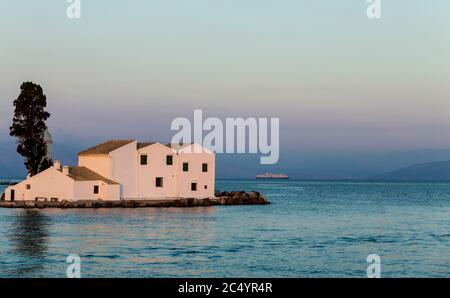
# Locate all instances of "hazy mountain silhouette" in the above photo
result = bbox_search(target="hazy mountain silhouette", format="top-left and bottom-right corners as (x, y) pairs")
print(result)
(0, 141), (25, 178)
(215, 148), (450, 179)
(0, 138), (85, 178)
(2, 136), (450, 180)
(371, 160), (450, 181)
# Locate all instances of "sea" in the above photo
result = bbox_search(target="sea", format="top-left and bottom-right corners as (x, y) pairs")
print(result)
(0, 179), (449, 278)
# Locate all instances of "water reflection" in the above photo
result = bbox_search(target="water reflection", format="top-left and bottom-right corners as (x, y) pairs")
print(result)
(60, 207), (218, 277)
(2, 178), (449, 278)
(9, 210), (50, 276)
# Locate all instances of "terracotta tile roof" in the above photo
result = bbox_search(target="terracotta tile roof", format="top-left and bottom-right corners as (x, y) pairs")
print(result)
(137, 142), (157, 149)
(68, 167), (119, 185)
(166, 143), (214, 154)
(166, 143), (193, 149)
(78, 140), (135, 155)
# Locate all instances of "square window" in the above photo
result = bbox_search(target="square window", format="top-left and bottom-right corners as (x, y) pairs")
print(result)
(26, 184), (31, 190)
(156, 177), (163, 188)
(140, 155), (148, 165)
(166, 155), (173, 165)
(93, 185), (99, 194)
(204, 185), (208, 189)
(191, 183), (197, 191)
(183, 162), (189, 172)
(202, 163), (208, 172)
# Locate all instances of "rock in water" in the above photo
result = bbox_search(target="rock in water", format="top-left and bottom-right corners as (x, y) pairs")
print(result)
(24, 201), (35, 208)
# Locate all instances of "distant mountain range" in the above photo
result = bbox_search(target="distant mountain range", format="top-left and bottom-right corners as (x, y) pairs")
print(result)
(371, 160), (450, 181)
(0, 139), (83, 179)
(0, 141), (25, 178)
(2, 137), (450, 180)
(215, 148), (450, 180)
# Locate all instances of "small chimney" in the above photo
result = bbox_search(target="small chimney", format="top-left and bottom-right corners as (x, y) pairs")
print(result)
(62, 166), (69, 175)
(53, 160), (61, 170)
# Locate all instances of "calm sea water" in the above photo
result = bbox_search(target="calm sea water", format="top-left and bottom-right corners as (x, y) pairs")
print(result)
(0, 180), (449, 278)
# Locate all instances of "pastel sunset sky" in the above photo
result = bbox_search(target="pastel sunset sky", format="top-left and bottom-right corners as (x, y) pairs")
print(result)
(1, 0), (449, 152)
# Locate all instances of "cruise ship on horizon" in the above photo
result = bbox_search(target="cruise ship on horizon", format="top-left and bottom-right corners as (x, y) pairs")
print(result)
(256, 173), (290, 179)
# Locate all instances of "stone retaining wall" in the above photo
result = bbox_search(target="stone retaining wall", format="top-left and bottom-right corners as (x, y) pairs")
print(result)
(0, 191), (269, 209)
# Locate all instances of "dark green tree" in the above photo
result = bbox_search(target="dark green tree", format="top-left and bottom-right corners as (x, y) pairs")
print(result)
(10, 82), (52, 176)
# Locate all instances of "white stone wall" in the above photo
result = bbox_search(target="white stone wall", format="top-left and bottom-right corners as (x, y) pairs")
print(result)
(4, 167), (75, 201)
(109, 141), (139, 199)
(176, 144), (215, 198)
(137, 143), (178, 199)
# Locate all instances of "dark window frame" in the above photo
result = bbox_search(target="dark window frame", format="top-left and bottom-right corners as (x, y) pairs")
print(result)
(26, 184), (31, 190)
(140, 154), (148, 165)
(156, 177), (163, 188)
(191, 183), (197, 191)
(166, 155), (173, 165)
(202, 163), (208, 172)
(183, 162), (189, 172)
(93, 185), (99, 194)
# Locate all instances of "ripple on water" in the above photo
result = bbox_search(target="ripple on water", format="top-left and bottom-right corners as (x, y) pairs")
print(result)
(0, 180), (450, 277)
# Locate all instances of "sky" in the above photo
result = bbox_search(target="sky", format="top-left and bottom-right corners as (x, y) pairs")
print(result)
(0, 0), (449, 153)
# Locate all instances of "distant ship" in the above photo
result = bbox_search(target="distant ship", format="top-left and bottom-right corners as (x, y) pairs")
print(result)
(256, 173), (290, 179)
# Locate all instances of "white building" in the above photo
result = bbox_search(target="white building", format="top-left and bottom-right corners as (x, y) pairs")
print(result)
(43, 129), (53, 161)
(3, 140), (215, 201)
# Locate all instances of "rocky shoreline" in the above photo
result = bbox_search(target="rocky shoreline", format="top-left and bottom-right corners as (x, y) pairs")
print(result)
(0, 191), (269, 209)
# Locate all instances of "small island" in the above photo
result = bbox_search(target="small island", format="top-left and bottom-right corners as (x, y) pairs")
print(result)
(1, 82), (269, 209)
(1, 140), (270, 208)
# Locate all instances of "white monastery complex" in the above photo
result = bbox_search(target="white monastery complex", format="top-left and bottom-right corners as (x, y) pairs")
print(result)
(3, 140), (215, 202)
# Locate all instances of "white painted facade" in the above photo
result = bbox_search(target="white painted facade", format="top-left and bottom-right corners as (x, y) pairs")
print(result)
(3, 140), (215, 202)
(79, 141), (215, 200)
(3, 166), (120, 202)
(176, 144), (215, 198)
(137, 143), (178, 198)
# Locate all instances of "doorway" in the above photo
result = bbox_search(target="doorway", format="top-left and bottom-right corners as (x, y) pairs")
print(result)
(10, 189), (15, 202)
